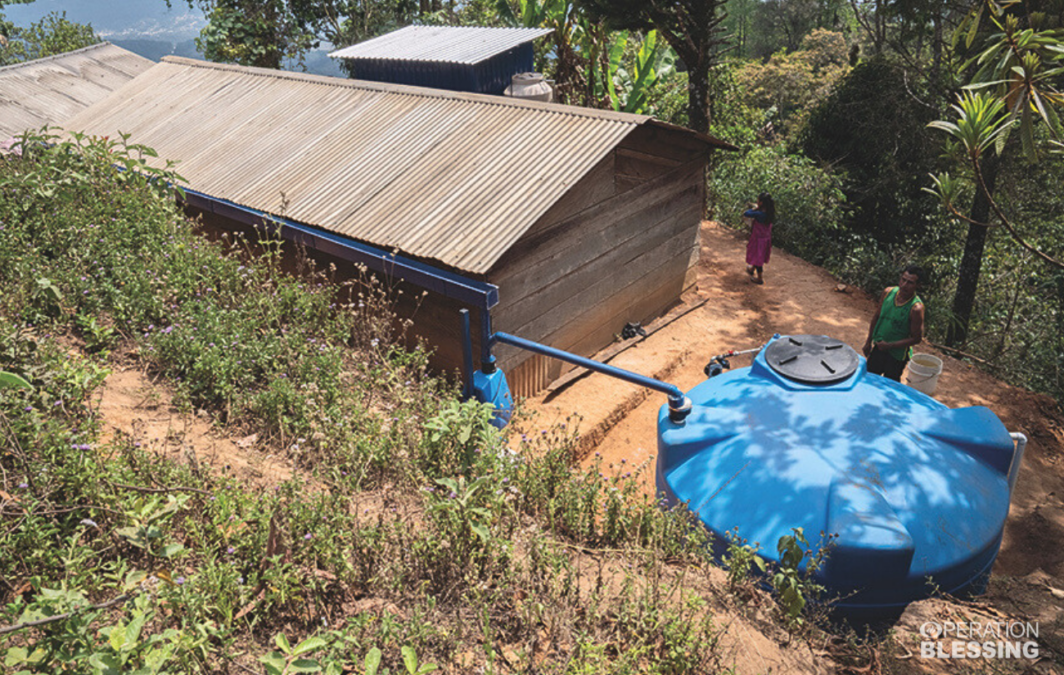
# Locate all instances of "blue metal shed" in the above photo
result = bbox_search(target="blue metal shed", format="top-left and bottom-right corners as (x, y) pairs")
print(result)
(329, 26), (553, 94)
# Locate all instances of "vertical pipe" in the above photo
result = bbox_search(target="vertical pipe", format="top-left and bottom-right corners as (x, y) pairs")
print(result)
(480, 307), (496, 373)
(1008, 432), (1028, 494)
(460, 309), (474, 399)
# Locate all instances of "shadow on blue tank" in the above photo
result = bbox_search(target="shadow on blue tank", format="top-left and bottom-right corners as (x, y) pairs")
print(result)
(656, 334), (1024, 620)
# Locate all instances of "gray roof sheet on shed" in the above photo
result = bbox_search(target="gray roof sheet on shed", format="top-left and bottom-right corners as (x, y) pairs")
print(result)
(63, 56), (730, 275)
(0, 42), (153, 139)
(329, 26), (553, 65)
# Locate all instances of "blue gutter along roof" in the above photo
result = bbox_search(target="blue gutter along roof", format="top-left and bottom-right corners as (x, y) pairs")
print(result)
(184, 189), (499, 310)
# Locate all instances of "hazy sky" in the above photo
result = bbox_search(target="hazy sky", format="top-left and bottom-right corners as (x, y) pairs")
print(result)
(2, 0), (342, 75)
(3, 0), (206, 41)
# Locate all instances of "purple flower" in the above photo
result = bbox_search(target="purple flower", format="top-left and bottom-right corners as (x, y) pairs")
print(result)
(175, 576), (185, 585)
(80, 518), (98, 527)
(227, 546), (235, 554)
(17, 482), (28, 489)
(304, 533), (312, 540)
(23, 406), (32, 412)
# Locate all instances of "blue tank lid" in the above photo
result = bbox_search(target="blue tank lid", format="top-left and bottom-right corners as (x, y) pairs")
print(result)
(656, 335), (1018, 616)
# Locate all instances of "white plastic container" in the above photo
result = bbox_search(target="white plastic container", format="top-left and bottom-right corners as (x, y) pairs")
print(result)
(907, 353), (943, 396)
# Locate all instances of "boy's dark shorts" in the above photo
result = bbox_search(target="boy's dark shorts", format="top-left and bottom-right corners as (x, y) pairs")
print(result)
(867, 349), (908, 382)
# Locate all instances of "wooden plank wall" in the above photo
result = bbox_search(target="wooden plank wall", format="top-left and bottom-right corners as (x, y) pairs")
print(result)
(489, 126), (707, 397)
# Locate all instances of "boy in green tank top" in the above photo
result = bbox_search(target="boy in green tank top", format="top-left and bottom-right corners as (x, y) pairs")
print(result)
(862, 265), (925, 381)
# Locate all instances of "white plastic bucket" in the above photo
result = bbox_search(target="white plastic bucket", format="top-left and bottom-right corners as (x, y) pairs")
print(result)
(907, 353), (943, 396)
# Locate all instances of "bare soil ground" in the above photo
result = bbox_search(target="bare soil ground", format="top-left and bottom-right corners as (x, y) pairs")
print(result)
(95, 368), (296, 487)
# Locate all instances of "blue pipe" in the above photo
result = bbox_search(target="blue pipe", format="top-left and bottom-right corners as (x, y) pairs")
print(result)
(460, 309), (474, 399)
(492, 331), (692, 422)
(480, 307), (496, 373)
(182, 189), (500, 310)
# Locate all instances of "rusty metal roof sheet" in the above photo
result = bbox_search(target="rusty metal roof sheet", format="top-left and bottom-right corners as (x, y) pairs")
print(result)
(63, 57), (730, 275)
(329, 26), (553, 65)
(0, 42), (153, 139)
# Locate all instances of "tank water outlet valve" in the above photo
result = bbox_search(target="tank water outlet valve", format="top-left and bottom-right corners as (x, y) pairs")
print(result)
(621, 322), (648, 340)
(704, 355), (731, 378)
(668, 396), (693, 423)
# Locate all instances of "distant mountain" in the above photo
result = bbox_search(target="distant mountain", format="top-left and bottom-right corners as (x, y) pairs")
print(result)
(3, 0), (343, 77)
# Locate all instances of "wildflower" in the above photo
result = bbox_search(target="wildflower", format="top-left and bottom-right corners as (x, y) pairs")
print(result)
(18, 482), (28, 489)
(304, 533), (312, 540)
(80, 518), (98, 527)
(175, 576), (185, 585)
(23, 406), (32, 412)
(227, 546), (235, 554)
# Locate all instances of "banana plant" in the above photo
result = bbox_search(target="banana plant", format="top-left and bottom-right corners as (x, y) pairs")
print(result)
(607, 30), (676, 114)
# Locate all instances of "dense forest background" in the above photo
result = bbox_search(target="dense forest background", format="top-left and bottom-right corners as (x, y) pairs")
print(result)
(2, 0), (1063, 404)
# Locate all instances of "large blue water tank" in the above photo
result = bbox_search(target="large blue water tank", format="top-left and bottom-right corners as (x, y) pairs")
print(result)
(656, 335), (1020, 617)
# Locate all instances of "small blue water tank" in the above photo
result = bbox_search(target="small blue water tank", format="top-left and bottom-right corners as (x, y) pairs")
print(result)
(656, 335), (1019, 617)
(473, 368), (513, 429)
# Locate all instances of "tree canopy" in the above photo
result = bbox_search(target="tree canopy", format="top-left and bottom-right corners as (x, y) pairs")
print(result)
(0, 11), (98, 66)
(574, 0), (730, 132)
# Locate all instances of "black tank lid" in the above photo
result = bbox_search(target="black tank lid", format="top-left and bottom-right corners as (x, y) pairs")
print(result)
(764, 334), (859, 384)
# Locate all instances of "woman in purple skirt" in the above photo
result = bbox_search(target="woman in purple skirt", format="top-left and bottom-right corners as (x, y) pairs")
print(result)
(743, 192), (775, 285)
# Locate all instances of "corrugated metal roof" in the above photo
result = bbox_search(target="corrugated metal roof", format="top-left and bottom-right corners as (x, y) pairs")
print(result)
(63, 57), (729, 275)
(329, 26), (553, 65)
(0, 42), (153, 138)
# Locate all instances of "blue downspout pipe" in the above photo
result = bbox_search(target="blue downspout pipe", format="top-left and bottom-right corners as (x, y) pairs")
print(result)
(460, 309), (474, 399)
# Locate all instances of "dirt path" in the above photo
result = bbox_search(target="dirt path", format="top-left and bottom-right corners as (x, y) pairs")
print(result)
(526, 222), (1064, 641)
